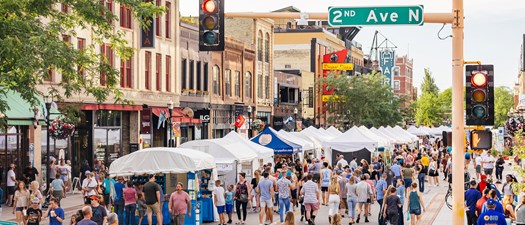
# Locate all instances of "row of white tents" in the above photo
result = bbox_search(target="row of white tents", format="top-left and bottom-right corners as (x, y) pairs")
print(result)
(406, 125), (452, 136)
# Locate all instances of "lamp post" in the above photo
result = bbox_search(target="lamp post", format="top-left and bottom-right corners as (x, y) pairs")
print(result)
(167, 100), (173, 147)
(44, 95), (52, 192)
(247, 106), (252, 138)
(293, 107), (298, 132)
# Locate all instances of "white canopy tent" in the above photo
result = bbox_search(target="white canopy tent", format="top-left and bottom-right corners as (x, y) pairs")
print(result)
(357, 126), (391, 147)
(372, 127), (405, 144)
(301, 126), (333, 142)
(392, 126), (419, 142)
(368, 127), (399, 145)
(326, 126), (343, 137)
(420, 127), (434, 136)
(222, 131), (274, 170)
(323, 128), (378, 152)
(377, 127), (412, 144)
(318, 127), (337, 139)
(108, 147), (216, 177)
(407, 126), (430, 136)
(276, 129), (315, 151)
(289, 132), (323, 158)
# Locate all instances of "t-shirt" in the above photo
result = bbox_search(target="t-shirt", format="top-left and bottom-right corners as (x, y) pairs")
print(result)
(102, 179), (115, 195)
(476, 197), (488, 215)
(301, 180), (319, 204)
(81, 178), (98, 196)
(123, 188), (137, 205)
(276, 178), (292, 199)
(90, 205), (107, 225)
(376, 179), (388, 200)
(49, 207), (64, 225)
(397, 185), (405, 203)
(77, 219), (98, 225)
(350, 161), (358, 170)
(23, 167), (39, 183)
(58, 165), (70, 176)
(143, 182), (160, 205)
(321, 168), (331, 187)
(15, 190), (29, 207)
(169, 191), (190, 216)
(482, 155), (495, 169)
(385, 195), (402, 214)
(465, 188), (482, 214)
(26, 207), (42, 225)
(391, 164), (401, 177)
(338, 176), (348, 197)
(225, 191), (234, 205)
(114, 182), (125, 201)
(7, 169), (16, 186)
(476, 210), (507, 225)
(213, 186), (226, 206)
(402, 168), (414, 179)
(258, 178), (273, 201)
(51, 179), (64, 192)
(356, 181), (372, 203)
(337, 159), (349, 168)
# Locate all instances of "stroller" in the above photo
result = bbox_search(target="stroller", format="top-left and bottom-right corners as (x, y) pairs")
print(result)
(41, 194), (51, 209)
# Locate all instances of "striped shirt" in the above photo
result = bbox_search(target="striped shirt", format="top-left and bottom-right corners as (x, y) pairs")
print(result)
(301, 180), (319, 204)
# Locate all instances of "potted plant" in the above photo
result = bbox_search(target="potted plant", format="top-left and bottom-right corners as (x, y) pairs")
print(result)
(48, 119), (75, 139)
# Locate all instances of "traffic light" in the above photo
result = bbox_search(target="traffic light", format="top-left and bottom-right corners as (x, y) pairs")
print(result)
(199, 0), (224, 51)
(465, 65), (494, 126)
(470, 130), (492, 150)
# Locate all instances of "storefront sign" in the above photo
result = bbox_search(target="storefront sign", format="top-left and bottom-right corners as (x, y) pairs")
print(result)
(140, 0), (155, 48)
(141, 108), (152, 134)
(194, 110), (210, 123)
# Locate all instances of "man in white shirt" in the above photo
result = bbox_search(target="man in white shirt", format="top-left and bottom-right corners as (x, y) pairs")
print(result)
(81, 171), (98, 205)
(336, 155), (348, 168)
(6, 163), (16, 206)
(482, 152), (495, 177)
(213, 180), (226, 225)
(349, 157), (358, 172)
(475, 153), (482, 180)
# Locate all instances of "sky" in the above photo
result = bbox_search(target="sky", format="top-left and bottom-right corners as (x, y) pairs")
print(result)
(179, 0), (525, 92)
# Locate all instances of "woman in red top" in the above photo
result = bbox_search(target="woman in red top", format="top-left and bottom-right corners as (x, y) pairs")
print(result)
(123, 180), (137, 225)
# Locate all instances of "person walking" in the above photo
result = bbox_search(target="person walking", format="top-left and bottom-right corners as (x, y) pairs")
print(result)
(113, 177), (125, 225)
(465, 180), (482, 225)
(122, 181), (137, 225)
(143, 175), (162, 225)
(396, 179), (406, 225)
(300, 174), (320, 225)
(81, 171), (97, 205)
(391, 161), (402, 185)
(89, 195), (107, 225)
(29, 181), (44, 209)
(26, 198), (42, 225)
(383, 186), (402, 225)
(402, 164), (415, 196)
(408, 183), (426, 225)
(327, 176), (340, 223)
(477, 199), (507, 225)
(76, 206), (97, 225)
(49, 174), (66, 207)
(23, 162), (39, 187)
(44, 198), (64, 225)
(251, 170), (261, 213)
(495, 155), (505, 184)
(336, 170), (348, 216)
(101, 174), (115, 210)
(276, 170), (294, 224)
(355, 175), (372, 223)
(320, 162), (331, 205)
(168, 182), (191, 225)
(346, 176), (358, 225)
(7, 163), (17, 207)
(13, 181), (30, 225)
(482, 152), (495, 178)
(415, 161), (426, 193)
(234, 172), (251, 224)
(428, 157), (439, 187)
(257, 171), (275, 225)
(213, 180), (226, 225)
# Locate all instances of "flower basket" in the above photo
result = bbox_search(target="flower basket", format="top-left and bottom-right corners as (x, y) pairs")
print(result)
(48, 119), (75, 139)
(251, 119), (265, 132)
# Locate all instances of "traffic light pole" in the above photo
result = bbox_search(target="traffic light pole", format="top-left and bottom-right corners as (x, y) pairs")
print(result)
(226, 0), (465, 223)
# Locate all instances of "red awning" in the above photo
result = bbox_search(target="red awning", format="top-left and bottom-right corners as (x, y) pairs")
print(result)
(80, 103), (143, 111)
(150, 107), (201, 124)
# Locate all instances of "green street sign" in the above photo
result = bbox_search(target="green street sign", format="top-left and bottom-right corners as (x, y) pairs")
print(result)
(328, 6), (424, 27)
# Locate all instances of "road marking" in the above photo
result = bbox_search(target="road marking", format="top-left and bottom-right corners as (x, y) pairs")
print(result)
(420, 192), (447, 225)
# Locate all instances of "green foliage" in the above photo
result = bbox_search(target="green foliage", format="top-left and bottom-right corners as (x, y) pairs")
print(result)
(510, 131), (525, 194)
(0, 0), (164, 115)
(421, 68), (439, 95)
(438, 87), (452, 123)
(494, 86), (514, 128)
(414, 92), (443, 126)
(318, 72), (403, 127)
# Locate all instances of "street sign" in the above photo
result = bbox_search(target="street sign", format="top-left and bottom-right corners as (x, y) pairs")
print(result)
(322, 63), (354, 71)
(328, 6), (424, 27)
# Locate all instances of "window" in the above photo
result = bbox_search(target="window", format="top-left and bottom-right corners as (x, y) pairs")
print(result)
(100, 0), (113, 22)
(285, 64), (291, 69)
(196, 61), (202, 91)
(245, 72), (252, 98)
(156, 53), (161, 91)
(264, 75), (270, 99)
(165, 2), (171, 38)
(181, 59), (187, 89)
(45, 69), (53, 81)
(77, 38), (86, 76)
(225, 69), (231, 96)
(62, 35), (71, 45)
(257, 74), (263, 98)
(120, 4), (132, 28)
(203, 63), (209, 92)
(394, 80), (400, 90)
(234, 71), (240, 97)
(189, 60), (195, 90)
(155, 0), (161, 36)
(145, 51), (151, 90)
(100, 44), (114, 86)
(264, 33), (270, 63)
(165, 55), (171, 92)
(61, 4), (69, 13)
(212, 65), (219, 95)
(257, 31), (263, 61)
(394, 67), (400, 76)
(120, 58), (132, 88)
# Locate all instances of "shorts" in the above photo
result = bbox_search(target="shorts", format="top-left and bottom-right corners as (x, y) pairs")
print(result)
(312, 174), (320, 184)
(340, 198), (347, 209)
(476, 165), (481, 174)
(146, 202), (161, 214)
(103, 194), (111, 205)
(226, 204), (233, 214)
(291, 190), (297, 199)
(7, 186), (15, 195)
(484, 168), (493, 175)
(410, 208), (421, 215)
(260, 198), (273, 208)
(15, 207), (24, 212)
(138, 210), (145, 217)
(321, 187), (328, 192)
(304, 202), (320, 211)
(217, 205), (226, 214)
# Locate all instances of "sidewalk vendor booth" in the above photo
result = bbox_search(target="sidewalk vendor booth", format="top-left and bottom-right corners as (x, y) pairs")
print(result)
(222, 131), (274, 171)
(109, 147), (216, 225)
(323, 127), (378, 164)
(251, 127), (301, 163)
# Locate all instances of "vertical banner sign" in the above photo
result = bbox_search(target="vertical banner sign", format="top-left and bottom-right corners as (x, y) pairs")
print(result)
(379, 50), (395, 87)
(274, 77), (278, 104)
(141, 108), (152, 134)
(140, 0), (155, 48)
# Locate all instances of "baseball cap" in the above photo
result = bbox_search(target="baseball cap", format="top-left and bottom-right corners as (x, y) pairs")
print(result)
(31, 198), (40, 204)
(85, 170), (91, 175)
(487, 199), (497, 206)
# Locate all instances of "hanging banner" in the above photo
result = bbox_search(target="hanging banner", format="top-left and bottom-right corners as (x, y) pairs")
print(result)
(379, 49), (395, 87)
(234, 114), (245, 128)
(173, 122), (181, 138)
(140, 0), (155, 48)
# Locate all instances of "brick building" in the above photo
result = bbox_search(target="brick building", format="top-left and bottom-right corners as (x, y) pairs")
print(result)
(393, 55), (417, 107)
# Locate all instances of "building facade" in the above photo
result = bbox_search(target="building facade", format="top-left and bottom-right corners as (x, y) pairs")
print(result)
(393, 55), (416, 107)
(273, 70), (302, 131)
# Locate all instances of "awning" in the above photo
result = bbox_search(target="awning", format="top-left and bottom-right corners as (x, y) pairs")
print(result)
(150, 107), (201, 124)
(80, 103), (142, 111)
(1, 91), (61, 126)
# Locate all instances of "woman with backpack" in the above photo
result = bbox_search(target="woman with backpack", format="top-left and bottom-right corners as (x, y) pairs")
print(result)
(234, 172), (251, 224)
(408, 182), (426, 225)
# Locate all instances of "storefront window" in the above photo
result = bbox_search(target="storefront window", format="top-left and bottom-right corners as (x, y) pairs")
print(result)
(0, 126), (24, 185)
(95, 110), (121, 127)
(94, 128), (121, 165)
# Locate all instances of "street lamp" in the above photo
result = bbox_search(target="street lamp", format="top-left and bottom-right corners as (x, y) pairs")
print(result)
(167, 100), (173, 147)
(293, 107), (298, 131)
(247, 106), (252, 138)
(44, 94), (52, 192)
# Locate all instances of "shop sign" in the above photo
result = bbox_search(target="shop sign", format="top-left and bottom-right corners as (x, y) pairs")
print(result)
(194, 110), (210, 123)
(141, 108), (151, 134)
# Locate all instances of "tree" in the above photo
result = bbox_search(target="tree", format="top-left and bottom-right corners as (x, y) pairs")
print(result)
(510, 131), (525, 194)
(0, 0), (164, 119)
(421, 68), (439, 95)
(438, 88), (452, 124)
(414, 92), (444, 126)
(319, 72), (403, 127)
(494, 86), (514, 128)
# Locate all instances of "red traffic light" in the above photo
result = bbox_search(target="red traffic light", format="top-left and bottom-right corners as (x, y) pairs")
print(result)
(471, 72), (487, 87)
(202, 0), (217, 14)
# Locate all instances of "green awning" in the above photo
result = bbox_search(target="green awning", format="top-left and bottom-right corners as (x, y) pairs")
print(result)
(1, 91), (61, 126)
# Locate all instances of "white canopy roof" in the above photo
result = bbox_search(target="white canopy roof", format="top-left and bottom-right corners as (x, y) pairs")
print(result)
(109, 147), (216, 176)
(323, 127), (378, 152)
(407, 126), (430, 136)
(223, 131), (274, 159)
(375, 127), (410, 144)
(180, 137), (258, 164)
(420, 127), (434, 135)
(393, 126), (419, 142)
(277, 130), (315, 150)
(326, 126), (343, 137)
(368, 127), (398, 145)
(357, 126), (391, 147)
(289, 132), (323, 150)
(318, 127), (337, 138)
(301, 126), (333, 142)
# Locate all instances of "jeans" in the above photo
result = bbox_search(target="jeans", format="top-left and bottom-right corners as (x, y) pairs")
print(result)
(278, 198), (291, 222)
(377, 198), (384, 224)
(235, 200), (247, 221)
(398, 206), (404, 225)
(418, 173), (426, 193)
(0, 188), (3, 208)
(495, 167), (503, 181)
(125, 204), (137, 225)
(347, 196), (357, 219)
(114, 199), (125, 225)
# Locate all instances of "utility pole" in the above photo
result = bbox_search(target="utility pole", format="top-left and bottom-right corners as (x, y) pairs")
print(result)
(226, 1), (465, 223)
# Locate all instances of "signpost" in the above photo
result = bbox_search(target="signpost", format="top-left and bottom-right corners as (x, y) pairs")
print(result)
(328, 6), (424, 27)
